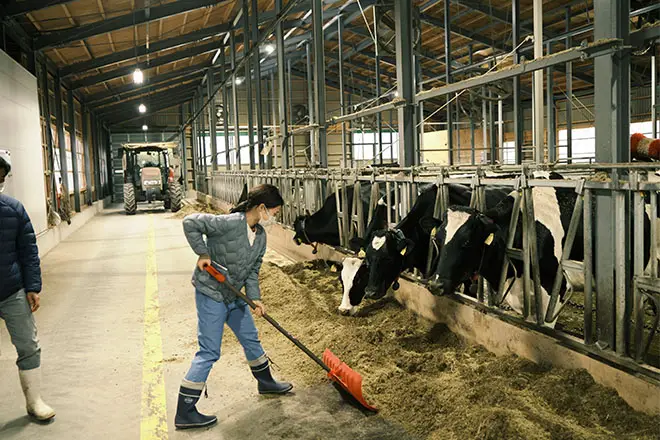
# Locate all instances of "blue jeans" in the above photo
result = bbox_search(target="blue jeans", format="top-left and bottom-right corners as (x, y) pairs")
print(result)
(0, 290), (41, 371)
(185, 289), (266, 383)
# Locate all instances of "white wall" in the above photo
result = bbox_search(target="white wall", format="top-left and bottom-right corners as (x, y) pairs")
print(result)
(0, 50), (47, 234)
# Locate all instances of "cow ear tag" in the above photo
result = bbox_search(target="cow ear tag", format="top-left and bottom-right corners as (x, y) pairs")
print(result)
(358, 249), (366, 258)
(431, 227), (437, 237)
(400, 247), (407, 256)
(330, 265), (337, 273)
(484, 233), (494, 246)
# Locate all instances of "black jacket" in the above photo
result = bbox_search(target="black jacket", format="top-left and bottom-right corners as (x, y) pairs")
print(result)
(0, 194), (41, 301)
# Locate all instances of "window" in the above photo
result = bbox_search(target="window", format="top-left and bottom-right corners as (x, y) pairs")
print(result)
(351, 131), (399, 162)
(557, 127), (595, 163)
(203, 133), (257, 167)
(502, 141), (516, 164)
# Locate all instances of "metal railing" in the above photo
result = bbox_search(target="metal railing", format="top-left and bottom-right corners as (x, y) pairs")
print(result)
(205, 164), (660, 375)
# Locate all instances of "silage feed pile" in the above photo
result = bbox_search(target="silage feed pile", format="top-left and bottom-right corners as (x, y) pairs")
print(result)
(256, 261), (660, 440)
(171, 201), (225, 219)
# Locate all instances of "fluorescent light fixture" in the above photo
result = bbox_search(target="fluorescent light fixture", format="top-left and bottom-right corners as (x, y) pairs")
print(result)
(142, 124), (148, 131)
(138, 104), (147, 113)
(212, 49), (221, 64)
(264, 44), (276, 55)
(133, 68), (144, 84)
(235, 77), (244, 85)
(393, 90), (399, 98)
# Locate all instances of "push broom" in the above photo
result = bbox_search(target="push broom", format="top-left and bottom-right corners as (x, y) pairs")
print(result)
(204, 261), (377, 412)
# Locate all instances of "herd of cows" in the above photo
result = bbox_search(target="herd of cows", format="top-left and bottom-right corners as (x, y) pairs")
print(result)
(286, 172), (659, 328)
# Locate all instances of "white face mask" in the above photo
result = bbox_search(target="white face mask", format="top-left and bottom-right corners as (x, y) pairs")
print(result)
(259, 207), (277, 227)
(0, 182), (5, 194)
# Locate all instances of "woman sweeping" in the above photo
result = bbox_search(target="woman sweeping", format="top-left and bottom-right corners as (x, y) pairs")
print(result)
(176, 184), (292, 430)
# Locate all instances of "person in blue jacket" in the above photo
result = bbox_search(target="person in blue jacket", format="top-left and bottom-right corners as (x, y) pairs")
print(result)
(0, 152), (55, 421)
(176, 184), (292, 429)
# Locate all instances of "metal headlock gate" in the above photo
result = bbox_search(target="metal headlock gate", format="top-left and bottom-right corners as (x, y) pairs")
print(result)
(206, 164), (660, 375)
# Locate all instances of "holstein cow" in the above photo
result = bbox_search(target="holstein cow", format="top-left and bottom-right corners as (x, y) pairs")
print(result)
(359, 183), (505, 300)
(427, 179), (656, 328)
(292, 183), (387, 250)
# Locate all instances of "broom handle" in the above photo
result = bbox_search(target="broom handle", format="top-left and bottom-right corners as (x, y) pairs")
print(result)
(205, 265), (331, 373)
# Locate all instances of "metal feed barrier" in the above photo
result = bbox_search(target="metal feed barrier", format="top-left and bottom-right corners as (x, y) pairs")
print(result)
(205, 165), (660, 376)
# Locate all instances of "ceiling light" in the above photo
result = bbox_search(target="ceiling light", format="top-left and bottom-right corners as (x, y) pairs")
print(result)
(142, 125), (148, 131)
(138, 103), (147, 113)
(133, 68), (144, 84)
(234, 77), (244, 86)
(264, 44), (276, 55)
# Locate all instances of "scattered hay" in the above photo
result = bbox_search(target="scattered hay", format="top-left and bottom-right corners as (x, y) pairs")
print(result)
(170, 200), (225, 219)
(256, 261), (660, 440)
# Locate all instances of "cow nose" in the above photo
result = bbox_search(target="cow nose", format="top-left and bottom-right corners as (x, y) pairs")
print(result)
(364, 288), (377, 299)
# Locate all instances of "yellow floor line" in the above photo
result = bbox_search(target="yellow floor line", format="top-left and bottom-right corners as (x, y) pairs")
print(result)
(141, 216), (169, 440)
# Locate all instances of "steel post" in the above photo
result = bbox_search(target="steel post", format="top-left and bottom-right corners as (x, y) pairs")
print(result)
(251, 0), (265, 169)
(287, 59), (294, 166)
(395, 0), (416, 166)
(482, 86), (487, 163)
(312, 0), (327, 167)
(653, 47), (657, 138)
(243, 0), (255, 169)
(513, 0), (523, 164)
(230, 31), (242, 169)
(207, 69), (218, 171)
(374, 6), (383, 165)
(179, 104), (188, 185)
(338, 16), (348, 168)
(594, 0), (630, 354)
(566, 7), (573, 163)
(81, 105), (92, 205)
(445, 0), (453, 165)
(306, 42), (316, 164)
(468, 45), (476, 165)
(270, 72), (278, 168)
(67, 90), (81, 212)
(190, 97), (199, 187)
(276, 0), (290, 169)
(546, 42), (556, 162)
(533, 0), (544, 163)
(219, 48), (231, 170)
(489, 87), (496, 164)
(54, 76), (69, 206)
(199, 86), (208, 191)
(40, 65), (58, 206)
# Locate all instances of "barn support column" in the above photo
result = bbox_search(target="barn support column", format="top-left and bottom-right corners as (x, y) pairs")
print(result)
(190, 95), (199, 189)
(594, 0), (631, 355)
(41, 64), (57, 206)
(532, 0), (544, 163)
(81, 105), (92, 205)
(469, 45), (476, 165)
(243, 0), (255, 170)
(287, 59), (294, 165)
(179, 104), (187, 186)
(276, 0), (290, 169)
(652, 46), (657, 138)
(312, 0), (327, 167)
(546, 42), (556, 162)
(269, 72), (278, 168)
(338, 16), (348, 168)
(207, 69), (218, 172)
(251, 0), (265, 169)
(230, 31), (242, 169)
(306, 42), (316, 164)
(198, 86), (208, 192)
(219, 46), (231, 170)
(67, 90), (81, 212)
(566, 7), (573, 163)
(512, 0), (523, 164)
(54, 75), (69, 207)
(444, 0), (453, 165)
(395, 0), (416, 167)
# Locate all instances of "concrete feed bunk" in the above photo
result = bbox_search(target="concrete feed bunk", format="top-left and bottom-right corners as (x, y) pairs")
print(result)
(255, 261), (659, 440)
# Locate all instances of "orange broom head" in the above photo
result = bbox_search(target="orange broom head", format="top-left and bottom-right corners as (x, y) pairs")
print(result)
(322, 349), (378, 412)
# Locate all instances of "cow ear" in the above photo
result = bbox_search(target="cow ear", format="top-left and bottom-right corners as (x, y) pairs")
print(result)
(479, 214), (498, 233)
(419, 216), (442, 236)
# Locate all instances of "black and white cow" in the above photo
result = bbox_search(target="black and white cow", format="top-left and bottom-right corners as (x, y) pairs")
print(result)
(427, 181), (656, 328)
(292, 183), (387, 250)
(360, 183), (513, 300)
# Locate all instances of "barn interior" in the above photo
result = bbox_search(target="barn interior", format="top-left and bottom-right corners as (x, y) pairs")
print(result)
(0, 0), (659, 439)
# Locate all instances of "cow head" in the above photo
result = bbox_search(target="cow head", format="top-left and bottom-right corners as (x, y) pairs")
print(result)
(363, 229), (414, 300)
(427, 206), (500, 296)
(292, 210), (313, 246)
(337, 257), (370, 315)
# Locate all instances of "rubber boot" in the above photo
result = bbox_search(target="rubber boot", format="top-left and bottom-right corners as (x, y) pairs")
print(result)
(174, 379), (217, 429)
(19, 368), (55, 421)
(250, 359), (293, 395)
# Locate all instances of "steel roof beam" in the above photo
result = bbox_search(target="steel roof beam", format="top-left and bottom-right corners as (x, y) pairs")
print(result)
(34, 0), (231, 50)
(109, 97), (195, 126)
(2, 0), (77, 17)
(99, 85), (198, 120)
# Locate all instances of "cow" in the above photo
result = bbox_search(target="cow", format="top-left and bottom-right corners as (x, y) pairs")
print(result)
(426, 180), (657, 328)
(359, 183), (513, 301)
(292, 183), (387, 251)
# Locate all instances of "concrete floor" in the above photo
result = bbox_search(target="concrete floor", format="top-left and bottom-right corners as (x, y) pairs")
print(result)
(0, 207), (411, 440)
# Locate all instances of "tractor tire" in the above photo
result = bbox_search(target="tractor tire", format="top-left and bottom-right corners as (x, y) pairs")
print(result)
(124, 183), (137, 215)
(169, 182), (183, 213)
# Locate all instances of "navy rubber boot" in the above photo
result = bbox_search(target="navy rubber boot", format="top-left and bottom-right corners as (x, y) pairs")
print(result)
(250, 359), (293, 395)
(174, 380), (217, 429)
